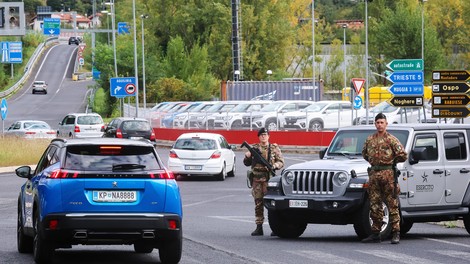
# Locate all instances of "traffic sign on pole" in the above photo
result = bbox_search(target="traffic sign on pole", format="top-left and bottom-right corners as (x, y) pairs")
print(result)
(388, 83), (424, 96)
(386, 71), (423, 84)
(388, 96), (423, 107)
(432, 94), (470, 106)
(432, 82), (470, 94)
(1, 98), (8, 120)
(432, 70), (470, 82)
(386, 59), (423, 71)
(351, 78), (365, 94)
(432, 107), (470, 118)
(43, 18), (60, 36)
(110, 77), (136, 97)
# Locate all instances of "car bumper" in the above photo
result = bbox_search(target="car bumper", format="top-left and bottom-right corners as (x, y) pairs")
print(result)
(41, 212), (182, 246)
(74, 132), (104, 138)
(168, 159), (223, 176)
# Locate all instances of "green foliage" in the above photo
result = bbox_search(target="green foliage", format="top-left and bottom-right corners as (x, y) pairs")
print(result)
(92, 87), (110, 117)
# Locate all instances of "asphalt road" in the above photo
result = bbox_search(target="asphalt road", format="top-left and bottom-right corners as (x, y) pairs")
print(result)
(1, 150), (470, 263)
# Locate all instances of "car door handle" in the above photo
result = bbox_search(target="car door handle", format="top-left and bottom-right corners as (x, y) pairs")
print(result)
(433, 169), (444, 174)
(460, 168), (470, 173)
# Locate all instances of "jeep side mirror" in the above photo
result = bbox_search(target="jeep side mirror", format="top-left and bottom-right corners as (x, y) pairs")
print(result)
(409, 147), (426, 165)
(319, 147), (327, 159)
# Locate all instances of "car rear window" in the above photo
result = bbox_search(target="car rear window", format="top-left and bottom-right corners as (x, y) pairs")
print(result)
(174, 138), (216, 150)
(77, 115), (103, 125)
(122, 120), (150, 131)
(64, 145), (162, 171)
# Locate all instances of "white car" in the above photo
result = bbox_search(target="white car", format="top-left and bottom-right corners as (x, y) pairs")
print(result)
(212, 100), (272, 130)
(357, 101), (427, 125)
(57, 113), (104, 138)
(167, 133), (236, 181)
(284, 100), (365, 131)
(31, 81), (48, 94)
(5, 120), (56, 139)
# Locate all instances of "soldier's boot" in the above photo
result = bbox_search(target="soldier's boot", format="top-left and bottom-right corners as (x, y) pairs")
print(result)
(391, 232), (400, 244)
(361, 233), (381, 243)
(251, 224), (263, 236)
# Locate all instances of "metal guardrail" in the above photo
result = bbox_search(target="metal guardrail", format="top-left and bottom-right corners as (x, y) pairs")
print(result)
(0, 37), (59, 98)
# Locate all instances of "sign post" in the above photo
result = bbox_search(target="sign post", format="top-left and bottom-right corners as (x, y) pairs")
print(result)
(431, 70), (470, 118)
(386, 59), (424, 108)
(110, 77), (136, 98)
(1, 98), (7, 137)
(43, 18), (60, 36)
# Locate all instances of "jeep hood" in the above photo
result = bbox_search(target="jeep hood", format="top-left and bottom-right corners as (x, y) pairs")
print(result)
(285, 158), (369, 175)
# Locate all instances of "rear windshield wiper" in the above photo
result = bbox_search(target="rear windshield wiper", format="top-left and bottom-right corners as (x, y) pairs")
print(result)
(112, 164), (146, 171)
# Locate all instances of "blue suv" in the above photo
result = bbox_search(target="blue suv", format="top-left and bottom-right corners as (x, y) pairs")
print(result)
(16, 138), (183, 264)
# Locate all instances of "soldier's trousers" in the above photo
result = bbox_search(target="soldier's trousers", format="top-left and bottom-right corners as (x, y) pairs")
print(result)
(368, 170), (400, 233)
(252, 176), (268, 225)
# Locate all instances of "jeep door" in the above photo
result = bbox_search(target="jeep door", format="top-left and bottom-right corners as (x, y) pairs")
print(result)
(406, 132), (446, 205)
(442, 130), (470, 204)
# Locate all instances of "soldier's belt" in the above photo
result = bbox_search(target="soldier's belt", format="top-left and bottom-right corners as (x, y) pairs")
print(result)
(370, 165), (393, 171)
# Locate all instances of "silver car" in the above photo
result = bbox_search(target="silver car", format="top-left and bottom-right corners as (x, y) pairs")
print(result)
(57, 113), (104, 138)
(31, 81), (48, 94)
(5, 120), (56, 139)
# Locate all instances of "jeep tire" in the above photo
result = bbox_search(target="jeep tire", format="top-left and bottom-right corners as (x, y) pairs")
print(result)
(353, 200), (392, 239)
(268, 209), (307, 238)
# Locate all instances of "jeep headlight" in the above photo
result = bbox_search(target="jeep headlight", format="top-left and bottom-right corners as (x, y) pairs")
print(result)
(333, 172), (348, 186)
(284, 171), (294, 185)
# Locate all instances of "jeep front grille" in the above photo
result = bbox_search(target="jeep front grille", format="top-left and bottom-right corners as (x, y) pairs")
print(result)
(289, 170), (334, 195)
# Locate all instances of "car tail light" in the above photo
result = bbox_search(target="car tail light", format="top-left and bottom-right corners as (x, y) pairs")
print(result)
(48, 169), (79, 179)
(168, 219), (178, 230)
(150, 130), (156, 141)
(210, 151), (221, 159)
(99, 146), (122, 154)
(47, 131), (56, 135)
(25, 131), (36, 135)
(74, 126), (80, 133)
(149, 170), (175, 179)
(48, 220), (59, 230)
(116, 129), (123, 138)
(169, 150), (178, 158)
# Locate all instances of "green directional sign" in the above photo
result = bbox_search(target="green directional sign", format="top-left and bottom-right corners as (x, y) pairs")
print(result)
(386, 59), (424, 71)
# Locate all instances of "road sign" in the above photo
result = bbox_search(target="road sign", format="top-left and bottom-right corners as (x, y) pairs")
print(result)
(1, 41), (22, 64)
(386, 59), (424, 71)
(389, 96), (423, 107)
(432, 82), (470, 94)
(432, 107), (470, 118)
(432, 94), (470, 106)
(353, 96), (363, 109)
(43, 18), (60, 35)
(388, 83), (424, 96)
(78, 57), (84, 65)
(79, 44), (86, 52)
(1, 98), (8, 120)
(125, 83), (136, 94)
(110, 77), (136, 97)
(432, 70), (470, 82)
(351, 78), (365, 94)
(118, 22), (130, 35)
(386, 71), (423, 84)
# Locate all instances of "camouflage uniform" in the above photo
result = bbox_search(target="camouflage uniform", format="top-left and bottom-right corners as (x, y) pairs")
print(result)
(362, 131), (407, 234)
(243, 143), (284, 225)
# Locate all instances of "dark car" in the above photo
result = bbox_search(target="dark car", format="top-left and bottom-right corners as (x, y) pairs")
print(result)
(16, 138), (183, 264)
(102, 117), (156, 141)
(68, 36), (80, 45)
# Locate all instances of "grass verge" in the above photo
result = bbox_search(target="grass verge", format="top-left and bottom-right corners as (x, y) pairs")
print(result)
(0, 137), (50, 167)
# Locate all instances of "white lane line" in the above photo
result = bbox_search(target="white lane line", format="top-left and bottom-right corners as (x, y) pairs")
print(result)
(183, 195), (235, 208)
(433, 250), (470, 261)
(356, 249), (441, 264)
(423, 237), (470, 249)
(288, 250), (365, 264)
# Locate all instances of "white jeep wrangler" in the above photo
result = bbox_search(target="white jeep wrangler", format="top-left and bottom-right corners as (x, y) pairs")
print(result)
(264, 124), (470, 239)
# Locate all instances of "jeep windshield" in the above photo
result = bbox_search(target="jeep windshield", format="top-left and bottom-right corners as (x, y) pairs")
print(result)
(327, 129), (409, 157)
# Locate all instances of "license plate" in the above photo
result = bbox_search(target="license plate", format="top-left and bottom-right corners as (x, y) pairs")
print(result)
(92, 191), (137, 202)
(130, 137), (143, 139)
(289, 200), (308, 208)
(185, 165), (202, 170)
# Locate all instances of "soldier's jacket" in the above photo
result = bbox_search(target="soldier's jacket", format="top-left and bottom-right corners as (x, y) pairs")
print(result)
(362, 131), (407, 166)
(243, 143), (284, 177)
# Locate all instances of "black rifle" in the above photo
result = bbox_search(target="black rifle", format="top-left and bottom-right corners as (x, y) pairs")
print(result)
(241, 141), (276, 177)
(392, 163), (400, 199)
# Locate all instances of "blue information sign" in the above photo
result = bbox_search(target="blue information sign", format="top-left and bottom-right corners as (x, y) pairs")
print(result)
(1, 42), (23, 64)
(43, 18), (61, 35)
(110, 77), (136, 98)
(386, 71), (423, 84)
(388, 83), (424, 96)
(118, 22), (130, 35)
(1, 98), (8, 120)
(353, 96), (363, 109)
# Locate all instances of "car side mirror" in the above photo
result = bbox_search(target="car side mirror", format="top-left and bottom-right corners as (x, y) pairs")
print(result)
(319, 147), (327, 159)
(15, 166), (32, 179)
(409, 147), (426, 165)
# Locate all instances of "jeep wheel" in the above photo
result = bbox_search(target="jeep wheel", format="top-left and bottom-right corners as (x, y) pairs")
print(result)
(400, 220), (413, 235)
(134, 243), (154, 253)
(159, 237), (182, 264)
(268, 210), (307, 238)
(309, 120), (323, 131)
(353, 200), (392, 239)
(33, 210), (54, 264)
(216, 164), (226, 181)
(463, 213), (470, 235)
(17, 203), (33, 253)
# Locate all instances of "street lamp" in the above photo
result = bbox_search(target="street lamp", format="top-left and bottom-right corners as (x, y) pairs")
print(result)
(311, 0), (316, 102)
(101, 10), (110, 45)
(141, 14), (149, 112)
(342, 23), (350, 126)
(132, 0), (140, 117)
(365, 0), (370, 123)
(266, 70), (272, 80)
(421, 0), (427, 61)
(105, 1), (119, 114)
(234, 70), (240, 81)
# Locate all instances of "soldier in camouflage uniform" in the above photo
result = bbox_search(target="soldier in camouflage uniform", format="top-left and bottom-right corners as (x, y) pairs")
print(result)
(243, 127), (284, 236)
(362, 113), (407, 244)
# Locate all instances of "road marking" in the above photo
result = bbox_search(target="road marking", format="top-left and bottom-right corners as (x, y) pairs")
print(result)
(357, 250), (441, 264)
(183, 195), (235, 208)
(434, 250), (470, 261)
(423, 237), (470, 249)
(208, 215), (254, 224)
(288, 250), (364, 264)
